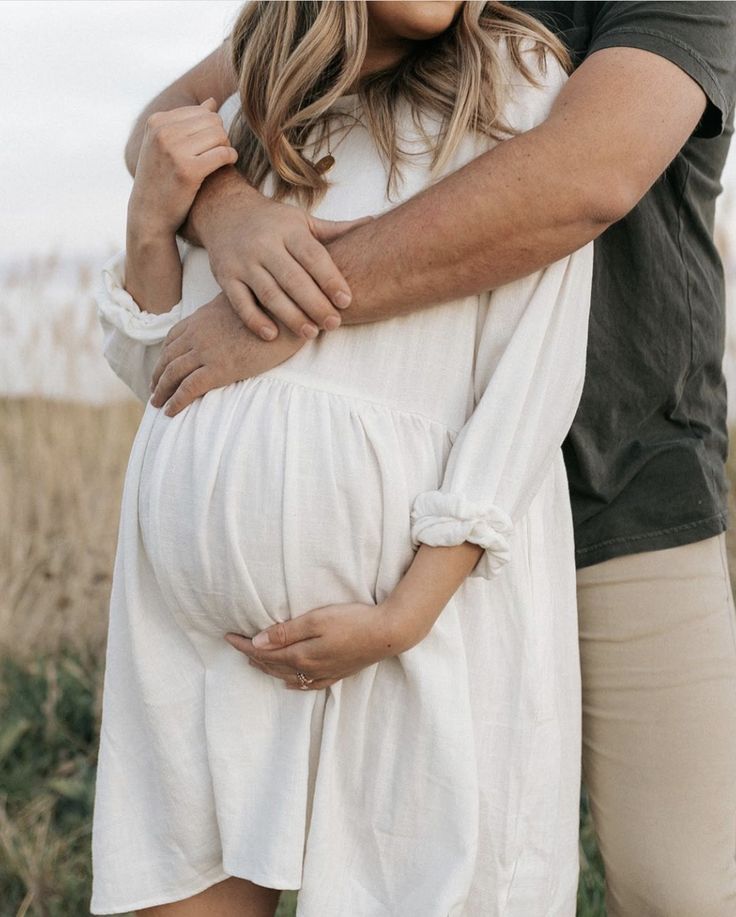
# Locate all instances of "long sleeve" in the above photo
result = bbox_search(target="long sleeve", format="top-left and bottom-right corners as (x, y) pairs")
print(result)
(96, 93), (242, 403)
(95, 238), (190, 403)
(410, 243), (594, 578)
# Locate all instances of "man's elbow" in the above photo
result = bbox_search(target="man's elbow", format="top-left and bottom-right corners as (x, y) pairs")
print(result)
(124, 141), (137, 179)
(581, 172), (647, 227)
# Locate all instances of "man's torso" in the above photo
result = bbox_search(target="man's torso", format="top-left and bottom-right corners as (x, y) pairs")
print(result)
(513, 1), (735, 567)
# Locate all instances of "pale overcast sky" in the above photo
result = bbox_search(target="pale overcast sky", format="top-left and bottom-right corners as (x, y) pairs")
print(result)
(1, 0), (243, 260)
(0, 0), (734, 262)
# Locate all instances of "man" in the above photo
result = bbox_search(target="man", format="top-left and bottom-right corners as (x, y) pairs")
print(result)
(125, 3), (736, 914)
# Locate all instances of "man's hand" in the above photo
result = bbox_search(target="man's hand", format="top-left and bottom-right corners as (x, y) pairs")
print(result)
(183, 169), (374, 341)
(150, 293), (307, 415)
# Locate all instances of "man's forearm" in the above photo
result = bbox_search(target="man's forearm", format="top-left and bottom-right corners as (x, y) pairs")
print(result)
(327, 46), (705, 323)
(151, 44), (705, 344)
(178, 166), (261, 248)
(327, 123), (610, 324)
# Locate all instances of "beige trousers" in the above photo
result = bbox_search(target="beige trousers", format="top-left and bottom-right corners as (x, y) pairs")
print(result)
(577, 534), (736, 917)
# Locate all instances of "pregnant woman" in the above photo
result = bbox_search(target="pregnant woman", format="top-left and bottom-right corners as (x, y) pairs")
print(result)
(91, 2), (593, 915)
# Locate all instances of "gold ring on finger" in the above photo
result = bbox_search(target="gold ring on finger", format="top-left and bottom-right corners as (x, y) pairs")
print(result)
(296, 670), (314, 689)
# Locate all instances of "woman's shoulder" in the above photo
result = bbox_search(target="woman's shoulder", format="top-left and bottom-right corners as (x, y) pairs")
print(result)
(496, 35), (569, 135)
(218, 92), (242, 134)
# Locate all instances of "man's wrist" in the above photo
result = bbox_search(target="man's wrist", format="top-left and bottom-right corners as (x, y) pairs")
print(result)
(180, 165), (262, 247)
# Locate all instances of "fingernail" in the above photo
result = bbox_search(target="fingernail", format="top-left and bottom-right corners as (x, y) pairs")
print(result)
(260, 326), (277, 341)
(334, 291), (351, 309)
(324, 315), (340, 331)
(301, 323), (319, 339)
(252, 632), (270, 648)
(165, 405), (175, 417)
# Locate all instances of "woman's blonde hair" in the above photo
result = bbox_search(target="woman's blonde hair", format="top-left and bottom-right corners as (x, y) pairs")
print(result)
(227, 0), (570, 206)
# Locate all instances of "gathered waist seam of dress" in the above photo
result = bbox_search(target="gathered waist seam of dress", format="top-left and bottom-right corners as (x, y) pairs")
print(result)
(254, 368), (461, 438)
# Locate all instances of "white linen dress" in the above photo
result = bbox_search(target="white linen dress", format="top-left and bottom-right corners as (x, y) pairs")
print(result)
(91, 47), (593, 917)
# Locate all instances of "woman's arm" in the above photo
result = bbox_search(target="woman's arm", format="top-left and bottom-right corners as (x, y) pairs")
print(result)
(97, 99), (238, 401)
(124, 217), (183, 317)
(124, 96), (237, 314)
(381, 542), (485, 647)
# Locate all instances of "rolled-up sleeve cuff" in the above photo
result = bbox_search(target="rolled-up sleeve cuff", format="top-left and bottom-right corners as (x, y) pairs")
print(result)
(410, 490), (513, 579)
(95, 246), (185, 343)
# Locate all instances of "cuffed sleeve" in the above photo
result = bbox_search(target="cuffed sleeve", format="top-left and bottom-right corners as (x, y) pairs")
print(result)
(410, 247), (594, 579)
(408, 48), (595, 580)
(95, 238), (190, 403)
(410, 491), (513, 577)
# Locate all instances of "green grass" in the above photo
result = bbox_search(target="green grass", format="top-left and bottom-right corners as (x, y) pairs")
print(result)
(0, 647), (607, 917)
(0, 651), (102, 917)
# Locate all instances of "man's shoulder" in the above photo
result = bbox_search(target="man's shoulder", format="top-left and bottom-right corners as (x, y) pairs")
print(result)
(511, 1), (736, 137)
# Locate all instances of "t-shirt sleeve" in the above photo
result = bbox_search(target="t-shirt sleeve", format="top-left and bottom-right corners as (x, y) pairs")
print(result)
(586, 1), (736, 138)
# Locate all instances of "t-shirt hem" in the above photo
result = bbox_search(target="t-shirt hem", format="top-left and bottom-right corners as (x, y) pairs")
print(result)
(574, 511), (728, 569)
(587, 27), (729, 137)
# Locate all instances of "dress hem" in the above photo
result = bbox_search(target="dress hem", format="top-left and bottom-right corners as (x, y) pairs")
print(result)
(89, 863), (238, 915)
(90, 858), (304, 915)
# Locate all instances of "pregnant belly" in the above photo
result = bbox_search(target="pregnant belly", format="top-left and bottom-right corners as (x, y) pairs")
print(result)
(135, 375), (452, 638)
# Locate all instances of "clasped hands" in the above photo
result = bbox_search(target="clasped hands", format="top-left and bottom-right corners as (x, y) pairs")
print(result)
(224, 598), (427, 692)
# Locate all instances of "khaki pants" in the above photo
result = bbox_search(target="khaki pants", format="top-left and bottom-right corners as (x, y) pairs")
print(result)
(577, 534), (736, 917)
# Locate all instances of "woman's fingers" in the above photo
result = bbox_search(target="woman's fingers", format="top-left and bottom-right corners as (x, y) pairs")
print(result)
(151, 351), (203, 408)
(145, 104), (224, 139)
(246, 657), (334, 691)
(185, 125), (234, 156)
(195, 145), (239, 177)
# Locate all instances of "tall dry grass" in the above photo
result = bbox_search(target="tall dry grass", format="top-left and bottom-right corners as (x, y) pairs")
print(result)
(0, 398), (142, 662)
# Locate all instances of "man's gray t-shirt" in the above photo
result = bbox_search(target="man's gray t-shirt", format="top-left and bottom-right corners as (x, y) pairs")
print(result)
(512, 1), (736, 568)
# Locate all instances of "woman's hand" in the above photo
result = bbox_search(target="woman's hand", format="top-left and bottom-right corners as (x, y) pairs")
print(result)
(128, 98), (238, 239)
(225, 543), (485, 689)
(224, 599), (427, 691)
